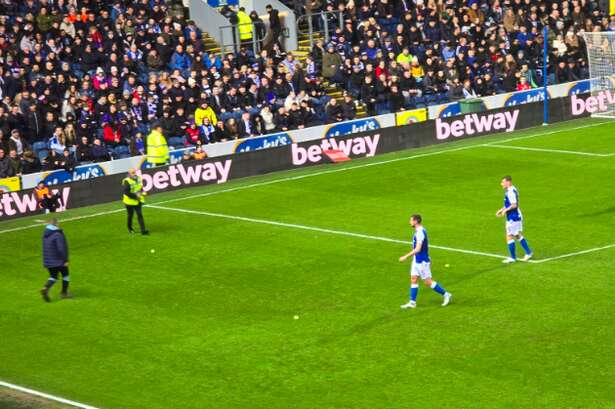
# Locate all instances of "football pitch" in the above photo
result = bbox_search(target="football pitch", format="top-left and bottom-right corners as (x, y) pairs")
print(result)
(2, 118), (615, 409)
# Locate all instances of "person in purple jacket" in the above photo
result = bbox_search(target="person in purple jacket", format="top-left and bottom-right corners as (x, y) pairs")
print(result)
(40, 218), (72, 302)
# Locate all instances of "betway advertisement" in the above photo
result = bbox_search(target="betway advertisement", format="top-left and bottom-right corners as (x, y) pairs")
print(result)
(0, 97), (581, 220)
(570, 90), (614, 116)
(436, 110), (520, 140)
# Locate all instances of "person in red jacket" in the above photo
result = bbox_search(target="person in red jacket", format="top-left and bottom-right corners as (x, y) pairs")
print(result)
(102, 121), (121, 146)
(516, 77), (532, 91)
(184, 121), (202, 146)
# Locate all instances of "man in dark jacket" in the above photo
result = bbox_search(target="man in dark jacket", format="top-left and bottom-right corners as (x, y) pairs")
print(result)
(40, 218), (71, 302)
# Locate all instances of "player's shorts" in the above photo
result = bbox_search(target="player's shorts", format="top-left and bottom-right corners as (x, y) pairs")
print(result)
(506, 220), (523, 236)
(410, 261), (432, 279)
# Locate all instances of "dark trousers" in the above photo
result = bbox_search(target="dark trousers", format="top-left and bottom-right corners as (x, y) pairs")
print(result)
(126, 203), (146, 232)
(48, 266), (69, 280)
(46, 265), (69, 293)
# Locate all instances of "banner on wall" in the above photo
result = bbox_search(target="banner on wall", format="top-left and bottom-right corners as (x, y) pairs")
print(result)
(0, 96), (589, 220)
(0, 177), (21, 193)
(395, 108), (427, 126)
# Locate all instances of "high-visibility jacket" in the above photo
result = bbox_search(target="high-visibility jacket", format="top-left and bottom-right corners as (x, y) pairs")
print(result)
(146, 129), (169, 165)
(237, 11), (253, 41)
(122, 176), (145, 206)
(194, 106), (218, 126)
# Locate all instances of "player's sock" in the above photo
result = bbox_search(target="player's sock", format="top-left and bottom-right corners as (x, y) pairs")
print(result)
(430, 281), (446, 295)
(45, 278), (56, 289)
(62, 276), (70, 293)
(507, 240), (517, 259)
(410, 284), (419, 302)
(518, 236), (532, 254)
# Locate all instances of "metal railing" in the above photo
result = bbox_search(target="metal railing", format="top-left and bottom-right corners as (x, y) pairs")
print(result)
(297, 11), (345, 49)
(218, 21), (267, 55)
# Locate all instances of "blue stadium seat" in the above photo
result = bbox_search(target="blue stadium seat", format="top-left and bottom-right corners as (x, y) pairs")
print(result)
(37, 149), (49, 161)
(168, 137), (185, 149)
(414, 96), (426, 108)
(32, 141), (48, 154)
(114, 146), (130, 158)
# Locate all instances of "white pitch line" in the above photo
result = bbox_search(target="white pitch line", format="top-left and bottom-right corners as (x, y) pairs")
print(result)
(0, 381), (101, 409)
(149, 204), (508, 260)
(484, 144), (614, 157)
(491, 121), (609, 144)
(531, 243), (615, 264)
(0, 209), (124, 234)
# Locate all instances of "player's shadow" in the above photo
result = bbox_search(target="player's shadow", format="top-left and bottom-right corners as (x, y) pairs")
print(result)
(578, 206), (615, 218)
(313, 264), (507, 346)
(445, 264), (507, 287)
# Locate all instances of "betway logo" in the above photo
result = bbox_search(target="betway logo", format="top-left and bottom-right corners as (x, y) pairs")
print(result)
(571, 90), (615, 115)
(436, 110), (519, 140)
(292, 134), (380, 165)
(0, 187), (70, 218)
(140, 160), (232, 192)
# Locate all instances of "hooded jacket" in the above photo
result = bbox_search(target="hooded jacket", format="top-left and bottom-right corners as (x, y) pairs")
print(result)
(42, 225), (68, 268)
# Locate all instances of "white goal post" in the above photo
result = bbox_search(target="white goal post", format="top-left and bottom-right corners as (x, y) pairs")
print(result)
(582, 31), (615, 118)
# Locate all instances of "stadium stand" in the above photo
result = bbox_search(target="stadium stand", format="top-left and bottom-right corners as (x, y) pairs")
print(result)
(0, 0), (604, 176)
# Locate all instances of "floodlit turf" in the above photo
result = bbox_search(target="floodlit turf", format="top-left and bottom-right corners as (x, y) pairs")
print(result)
(2, 118), (615, 409)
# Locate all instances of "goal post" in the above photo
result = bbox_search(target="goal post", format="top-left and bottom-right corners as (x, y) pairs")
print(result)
(581, 31), (615, 118)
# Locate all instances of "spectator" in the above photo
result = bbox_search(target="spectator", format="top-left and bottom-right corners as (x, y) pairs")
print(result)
(200, 118), (216, 144)
(0, 148), (14, 178)
(195, 101), (218, 127)
(8, 149), (22, 176)
(213, 120), (230, 143)
(266, 4), (282, 50)
(91, 139), (111, 162)
(238, 112), (254, 138)
(185, 122), (202, 146)
(61, 149), (77, 172)
(76, 137), (93, 162)
(516, 76), (532, 91)
(130, 133), (146, 156)
(340, 94), (357, 121)
(22, 150), (42, 174)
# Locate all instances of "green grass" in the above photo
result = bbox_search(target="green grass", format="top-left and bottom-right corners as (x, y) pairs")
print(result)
(2, 118), (615, 409)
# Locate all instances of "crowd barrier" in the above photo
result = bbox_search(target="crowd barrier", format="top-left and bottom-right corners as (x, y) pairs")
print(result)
(0, 94), (589, 220)
(6, 79), (596, 193)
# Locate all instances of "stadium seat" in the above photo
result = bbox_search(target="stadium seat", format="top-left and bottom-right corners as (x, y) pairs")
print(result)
(168, 137), (184, 149)
(114, 146), (130, 158)
(37, 149), (49, 161)
(32, 141), (48, 154)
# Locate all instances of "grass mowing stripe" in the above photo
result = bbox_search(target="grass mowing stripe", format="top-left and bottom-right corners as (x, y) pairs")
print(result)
(482, 144), (615, 157)
(0, 381), (101, 409)
(149, 204), (508, 260)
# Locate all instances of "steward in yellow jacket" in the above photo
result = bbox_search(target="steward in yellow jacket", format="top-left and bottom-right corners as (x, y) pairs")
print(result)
(146, 123), (169, 166)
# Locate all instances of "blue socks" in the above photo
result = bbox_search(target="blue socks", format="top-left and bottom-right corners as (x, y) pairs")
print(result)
(519, 236), (532, 255)
(430, 281), (446, 295)
(507, 239), (517, 260)
(410, 284), (419, 301)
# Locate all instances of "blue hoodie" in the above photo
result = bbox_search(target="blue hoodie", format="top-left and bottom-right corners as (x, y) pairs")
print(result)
(42, 225), (68, 268)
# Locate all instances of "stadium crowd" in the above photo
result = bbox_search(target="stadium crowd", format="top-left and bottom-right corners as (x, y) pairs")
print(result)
(0, 0), (607, 177)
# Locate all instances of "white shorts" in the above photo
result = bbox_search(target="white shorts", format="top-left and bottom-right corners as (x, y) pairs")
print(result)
(411, 261), (432, 279)
(506, 220), (523, 236)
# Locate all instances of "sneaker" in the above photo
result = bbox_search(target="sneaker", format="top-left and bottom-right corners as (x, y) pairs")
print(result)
(400, 301), (416, 309)
(141, 230), (150, 235)
(521, 253), (533, 262)
(502, 257), (516, 264)
(40, 288), (50, 303)
(60, 292), (73, 299)
(128, 228), (135, 234)
(442, 292), (452, 306)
